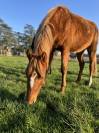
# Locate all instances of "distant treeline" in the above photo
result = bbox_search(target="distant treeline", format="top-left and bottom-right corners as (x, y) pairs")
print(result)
(0, 18), (36, 52)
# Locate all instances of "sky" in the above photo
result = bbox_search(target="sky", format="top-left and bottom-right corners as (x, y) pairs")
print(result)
(0, 0), (99, 52)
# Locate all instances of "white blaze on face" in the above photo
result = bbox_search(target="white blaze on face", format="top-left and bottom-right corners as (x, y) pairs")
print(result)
(30, 73), (37, 89)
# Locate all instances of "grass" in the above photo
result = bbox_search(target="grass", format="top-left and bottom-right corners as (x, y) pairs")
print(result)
(0, 56), (99, 133)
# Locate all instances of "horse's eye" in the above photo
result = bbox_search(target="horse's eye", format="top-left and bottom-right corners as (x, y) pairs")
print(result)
(33, 71), (37, 77)
(34, 71), (36, 75)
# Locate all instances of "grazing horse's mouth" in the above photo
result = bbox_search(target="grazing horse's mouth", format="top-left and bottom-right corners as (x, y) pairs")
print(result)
(26, 76), (44, 104)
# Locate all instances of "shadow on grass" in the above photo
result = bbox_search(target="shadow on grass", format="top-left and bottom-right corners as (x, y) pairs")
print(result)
(80, 91), (99, 133)
(0, 89), (17, 102)
(38, 91), (76, 132)
(0, 110), (25, 132)
(81, 91), (99, 119)
(0, 65), (26, 83)
(67, 70), (99, 79)
(0, 65), (24, 77)
(38, 84), (99, 132)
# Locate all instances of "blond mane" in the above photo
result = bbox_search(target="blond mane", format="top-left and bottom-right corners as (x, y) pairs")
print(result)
(33, 6), (70, 52)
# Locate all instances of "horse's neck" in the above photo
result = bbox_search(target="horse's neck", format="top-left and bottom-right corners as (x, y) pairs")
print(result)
(36, 25), (54, 70)
(37, 42), (52, 70)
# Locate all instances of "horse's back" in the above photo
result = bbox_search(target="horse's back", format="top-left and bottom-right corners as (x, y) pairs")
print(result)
(59, 8), (98, 52)
(36, 6), (98, 53)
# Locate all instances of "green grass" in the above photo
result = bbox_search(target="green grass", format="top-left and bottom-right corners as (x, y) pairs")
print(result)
(0, 56), (99, 133)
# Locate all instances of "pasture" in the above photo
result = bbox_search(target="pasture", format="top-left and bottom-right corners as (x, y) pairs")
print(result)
(0, 56), (99, 133)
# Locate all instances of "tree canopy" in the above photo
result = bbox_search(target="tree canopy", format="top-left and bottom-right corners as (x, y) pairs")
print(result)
(0, 18), (17, 47)
(0, 18), (36, 51)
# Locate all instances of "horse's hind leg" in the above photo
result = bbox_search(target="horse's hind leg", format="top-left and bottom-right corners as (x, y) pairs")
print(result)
(76, 51), (85, 82)
(87, 47), (97, 86)
(88, 26), (98, 86)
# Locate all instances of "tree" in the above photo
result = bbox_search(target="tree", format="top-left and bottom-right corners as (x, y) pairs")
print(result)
(13, 32), (25, 53)
(0, 18), (17, 47)
(23, 24), (35, 48)
(14, 32), (24, 45)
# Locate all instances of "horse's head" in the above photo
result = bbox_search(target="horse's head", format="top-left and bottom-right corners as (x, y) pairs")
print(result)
(26, 49), (47, 104)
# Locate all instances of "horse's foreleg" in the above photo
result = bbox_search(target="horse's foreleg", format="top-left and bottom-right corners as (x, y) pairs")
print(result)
(61, 51), (69, 94)
(48, 65), (51, 74)
(48, 51), (54, 74)
(76, 51), (85, 82)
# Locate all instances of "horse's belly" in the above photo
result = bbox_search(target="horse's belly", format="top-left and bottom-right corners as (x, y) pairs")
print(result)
(70, 42), (91, 53)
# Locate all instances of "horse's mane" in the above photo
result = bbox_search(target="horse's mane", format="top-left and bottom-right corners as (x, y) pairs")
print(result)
(37, 6), (70, 32)
(33, 6), (70, 53)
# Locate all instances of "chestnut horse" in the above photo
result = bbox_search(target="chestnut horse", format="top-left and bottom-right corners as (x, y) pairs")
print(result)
(26, 6), (98, 104)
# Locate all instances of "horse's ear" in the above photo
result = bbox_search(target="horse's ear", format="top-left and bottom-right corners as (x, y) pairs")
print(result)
(41, 52), (47, 62)
(31, 36), (35, 50)
(26, 49), (33, 60)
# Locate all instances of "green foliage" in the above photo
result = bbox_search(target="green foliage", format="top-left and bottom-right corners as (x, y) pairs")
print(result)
(0, 18), (17, 47)
(0, 57), (99, 133)
(23, 24), (35, 47)
(0, 18), (36, 52)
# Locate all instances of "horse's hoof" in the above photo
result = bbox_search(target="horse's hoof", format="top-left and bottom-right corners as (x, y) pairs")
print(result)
(26, 97), (37, 105)
(88, 82), (92, 87)
(84, 81), (89, 86)
(61, 91), (65, 95)
(76, 80), (79, 83)
(76, 79), (80, 83)
(60, 88), (65, 95)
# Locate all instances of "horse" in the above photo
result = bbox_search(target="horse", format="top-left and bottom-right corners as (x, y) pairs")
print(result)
(26, 6), (98, 104)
